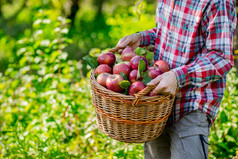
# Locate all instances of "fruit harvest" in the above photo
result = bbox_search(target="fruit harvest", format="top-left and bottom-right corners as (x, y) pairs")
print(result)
(84, 46), (171, 96)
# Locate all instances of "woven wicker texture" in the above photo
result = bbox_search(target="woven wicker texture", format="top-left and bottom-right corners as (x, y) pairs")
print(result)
(90, 69), (176, 143)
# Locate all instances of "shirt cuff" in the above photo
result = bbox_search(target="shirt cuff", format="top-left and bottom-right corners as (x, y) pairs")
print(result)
(139, 31), (151, 46)
(172, 65), (189, 88)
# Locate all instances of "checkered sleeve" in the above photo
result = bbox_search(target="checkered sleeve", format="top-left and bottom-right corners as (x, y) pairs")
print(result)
(172, 0), (237, 88)
(139, 28), (157, 46)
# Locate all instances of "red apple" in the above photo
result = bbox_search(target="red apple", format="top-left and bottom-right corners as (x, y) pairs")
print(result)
(113, 63), (131, 77)
(124, 61), (130, 67)
(121, 47), (137, 61)
(106, 74), (124, 92)
(148, 66), (163, 79)
(97, 52), (116, 66)
(129, 81), (146, 96)
(95, 64), (111, 74)
(96, 73), (110, 87)
(153, 60), (170, 72)
(129, 70), (143, 83)
(130, 56), (148, 70)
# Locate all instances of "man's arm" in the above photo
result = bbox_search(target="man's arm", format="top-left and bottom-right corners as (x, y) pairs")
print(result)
(139, 27), (158, 46)
(115, 27), (158, 53)
(172, 0), (237, 88)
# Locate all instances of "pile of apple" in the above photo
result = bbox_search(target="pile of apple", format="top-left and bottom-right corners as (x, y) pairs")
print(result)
(93, 47), (170, 96)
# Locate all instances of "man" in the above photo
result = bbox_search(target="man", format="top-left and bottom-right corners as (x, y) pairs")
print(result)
(113, 0), (237, 158)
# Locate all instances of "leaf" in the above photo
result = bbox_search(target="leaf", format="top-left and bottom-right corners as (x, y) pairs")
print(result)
(94, 73), (99, 79)
(146, 51), (154, 63)
(137, 59), (146, 79)
(120, 72), (128, 80)
(46, 116), (55, 122)
(149, 61), (154, 67)
(17, 48), (27, 56)
(216, 130), (223, 139)
(83, 55), (98, 68)
(89, 48), (101, 56)
(40, 40), (50, 47)
(31, 64), (41, 70)
(71, 105), (78, 114)
(225, 135), (236, 142)
(142, 76), (152, 85)
(147, 45), (155, 52)
(121, 90), (129, 95)
(119, 80), (131, 91)
(218, 142), (229, 151)
(141, 70), (149, 78)
(136, 47), (146, 56)
(220, 111), (228, 122)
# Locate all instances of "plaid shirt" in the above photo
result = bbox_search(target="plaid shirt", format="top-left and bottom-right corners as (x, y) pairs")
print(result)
(140, 0), (237, 124)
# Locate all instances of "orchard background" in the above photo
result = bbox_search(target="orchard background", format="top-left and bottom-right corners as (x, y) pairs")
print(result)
(0, 0), (238, 158)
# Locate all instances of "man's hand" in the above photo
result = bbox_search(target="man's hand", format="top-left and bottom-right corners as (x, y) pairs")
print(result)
(116, 33), (141, 54)
(147, 71), (178, 95)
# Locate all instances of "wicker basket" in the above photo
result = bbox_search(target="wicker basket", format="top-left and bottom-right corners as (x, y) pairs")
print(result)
(90, 69), (176, 143)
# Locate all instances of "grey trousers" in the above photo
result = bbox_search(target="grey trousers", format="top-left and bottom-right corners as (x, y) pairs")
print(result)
(144, 110), (210, 159)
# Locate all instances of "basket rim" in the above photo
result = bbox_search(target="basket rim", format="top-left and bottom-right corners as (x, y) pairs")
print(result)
(90, 69), (173, 103)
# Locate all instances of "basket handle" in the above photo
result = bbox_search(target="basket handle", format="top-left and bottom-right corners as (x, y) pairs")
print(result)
(132, 82), (178, 106)
(132, 82), (158, 106)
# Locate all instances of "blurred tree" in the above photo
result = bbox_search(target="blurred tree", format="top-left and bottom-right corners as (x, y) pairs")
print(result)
(0, 0), (26, 34)
(94, 0), (104, 15)
(0, 1), (2, 16)
(0, 0), (158, 73)
(68, 0), (80, 27)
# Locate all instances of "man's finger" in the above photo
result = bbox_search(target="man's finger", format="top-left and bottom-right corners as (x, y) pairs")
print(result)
(147, 75), (162, 86)
(117, 38), (130, 48)
(118, 49), (123, 54)
(153, 84), (167, 95)
(116, 37), (127, 47)
(154, 82), (176, 95)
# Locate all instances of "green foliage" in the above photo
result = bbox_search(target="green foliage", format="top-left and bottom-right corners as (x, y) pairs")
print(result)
(209, 68), (238, 159)
(119, 80), (131, 92)
(120, 72), (129, 81)
(0, 0), (156, 72)
(83, 55), (98, 69)
(142, 76), (152, 85)
(0, 32), (17, 72)
(0, 0), (238, 158)
(0, 11), (144, 158)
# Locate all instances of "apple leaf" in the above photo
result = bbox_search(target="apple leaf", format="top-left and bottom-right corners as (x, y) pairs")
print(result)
(83, 55), (98, 68)
(146, 51), (154, 63)
(141, 70), (149, 78)
(94, 73), (99, 79)
(122, 90), (129, 95)
(137, 59), (146, 79)
(138, 59), (146, 71)
(119, 80), (131, 91)
(149, 61), (154, 67)
(142, 76), (152, 85)
(147, 45), (155, 52)
(120, 72), (128, 80)
(136, 47), (146, 56)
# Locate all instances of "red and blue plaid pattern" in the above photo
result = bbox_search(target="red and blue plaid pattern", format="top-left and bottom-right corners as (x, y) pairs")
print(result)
(140, 0), (237, 124)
